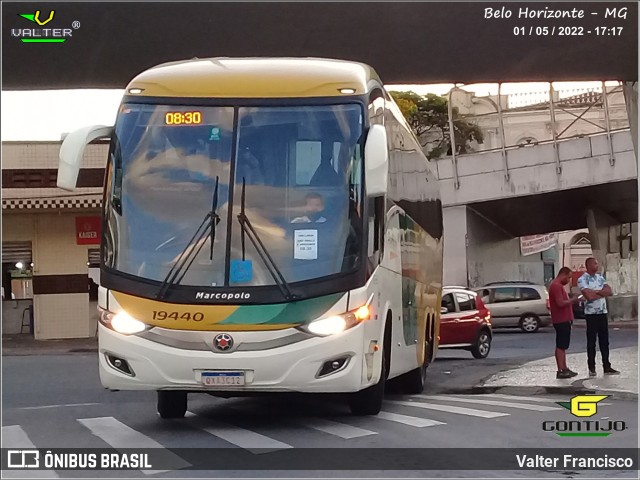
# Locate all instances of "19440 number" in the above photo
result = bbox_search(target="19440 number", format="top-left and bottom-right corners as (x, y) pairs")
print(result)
(152, 311), (204, 321)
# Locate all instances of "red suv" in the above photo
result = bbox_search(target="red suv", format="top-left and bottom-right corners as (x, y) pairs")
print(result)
(439, 287), (492, 359)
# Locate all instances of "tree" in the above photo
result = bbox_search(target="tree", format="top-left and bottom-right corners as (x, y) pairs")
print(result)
(389, 90), (484, 160)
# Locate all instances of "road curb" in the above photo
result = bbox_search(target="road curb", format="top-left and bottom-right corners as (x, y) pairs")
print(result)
(444, 385), (638, 401)
(572, 322), (637, 329)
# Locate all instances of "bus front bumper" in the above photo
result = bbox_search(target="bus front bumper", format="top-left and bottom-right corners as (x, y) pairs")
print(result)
(98, 323), (373, 393)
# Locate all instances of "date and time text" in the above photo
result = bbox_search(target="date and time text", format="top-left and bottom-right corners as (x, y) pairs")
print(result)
(484, 5), (630, 37)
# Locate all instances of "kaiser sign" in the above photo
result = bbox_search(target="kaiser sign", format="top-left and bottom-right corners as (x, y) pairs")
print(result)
(76, 216), (101, 245)
(520, 233), (557, 256)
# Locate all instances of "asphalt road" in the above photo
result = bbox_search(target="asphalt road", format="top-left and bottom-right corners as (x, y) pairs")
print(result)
(1, 327), (638, 479)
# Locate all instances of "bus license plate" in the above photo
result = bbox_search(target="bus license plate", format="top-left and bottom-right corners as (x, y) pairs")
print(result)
(201, 371), (245, 386)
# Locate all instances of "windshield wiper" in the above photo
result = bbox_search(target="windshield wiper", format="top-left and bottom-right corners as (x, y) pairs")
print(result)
(236, 179), (296, 301)
(157, 176), (220, 300)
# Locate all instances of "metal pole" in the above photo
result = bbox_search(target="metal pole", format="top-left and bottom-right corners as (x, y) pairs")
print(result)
(448, 87), (460, 189)
(622, 81), (638, 159)
(549, 83), (562, 174)
(496, 83), (509, 181)
(602, 81), (616, 166)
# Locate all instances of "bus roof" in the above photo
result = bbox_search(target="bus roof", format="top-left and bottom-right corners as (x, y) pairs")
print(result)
(126, 57), (382, 99)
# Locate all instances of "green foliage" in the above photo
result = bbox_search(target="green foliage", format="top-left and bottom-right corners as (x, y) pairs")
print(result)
(389, 90), (484, 160)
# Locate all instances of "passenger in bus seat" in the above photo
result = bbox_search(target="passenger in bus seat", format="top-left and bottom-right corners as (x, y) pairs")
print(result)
(236, 147), (265, 185)
(310, 142), (341, 186)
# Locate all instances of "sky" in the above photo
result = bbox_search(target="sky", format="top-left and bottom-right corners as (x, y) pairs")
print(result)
(1, 81), (618, 141)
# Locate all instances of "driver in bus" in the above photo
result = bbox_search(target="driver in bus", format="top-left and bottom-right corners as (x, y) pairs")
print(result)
(291, 192), (328, 224)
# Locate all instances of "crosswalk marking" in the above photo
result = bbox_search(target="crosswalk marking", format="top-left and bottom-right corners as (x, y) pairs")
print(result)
(18, 403), (102, 410)
(472, 394), (612, 407)
(424, 395), (561, 412)
(377, 411), (445, 427)
(2, 425), (40, 449)
(228, 405), (376, 439)
(468, 393), (562, 403)
(184, 412), (292, 453)
(1, 425), (59, 479)
(78, 417), (189, 474)
(297, 418), (377, 439)
(388, 400), (509, 418)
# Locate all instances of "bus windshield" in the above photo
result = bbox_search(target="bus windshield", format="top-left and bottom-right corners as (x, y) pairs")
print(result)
(103, 102), (364, 291)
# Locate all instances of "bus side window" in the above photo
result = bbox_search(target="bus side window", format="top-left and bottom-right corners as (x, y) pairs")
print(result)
(367, 196), (385, 266)
(368, 89), (385, 126)
(366, 88), (386, 268)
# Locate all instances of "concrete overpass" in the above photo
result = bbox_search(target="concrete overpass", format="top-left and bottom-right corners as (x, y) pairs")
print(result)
(437, 129), (637, 318)
(438, 130), (637, 236)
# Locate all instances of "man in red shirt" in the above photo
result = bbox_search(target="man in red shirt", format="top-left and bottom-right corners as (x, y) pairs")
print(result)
(549, 267), (581, 379)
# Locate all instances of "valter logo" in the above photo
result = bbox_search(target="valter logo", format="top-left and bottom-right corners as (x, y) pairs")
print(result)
(542, 394), (627, 437)
(12, 10), (80, 43)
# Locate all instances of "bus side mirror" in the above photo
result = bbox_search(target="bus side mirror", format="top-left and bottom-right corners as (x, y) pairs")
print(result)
(364, 125), (388, 196)
(58, 125), (113, 191)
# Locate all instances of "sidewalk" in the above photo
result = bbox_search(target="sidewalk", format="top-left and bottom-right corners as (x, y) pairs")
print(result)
(1, 333), (98, 355)
(480, 346), (639, 400)
(571, 318), (638, 329)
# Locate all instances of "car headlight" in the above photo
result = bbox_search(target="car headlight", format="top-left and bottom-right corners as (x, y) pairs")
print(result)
(99, 309), (147, 335)
(301, 305), (371, 337)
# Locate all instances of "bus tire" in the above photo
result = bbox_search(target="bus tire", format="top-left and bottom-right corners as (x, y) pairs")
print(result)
(157, 391), (187, 419)
(348, 318), (391, 416)
(397, 317), (431, 394)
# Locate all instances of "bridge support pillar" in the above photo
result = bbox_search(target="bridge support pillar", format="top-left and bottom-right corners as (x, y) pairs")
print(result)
(443, 206), (550, 288)
(585, 208), (619, 274)
(443, 206), (469, 286)
(586, 208), (638, 321)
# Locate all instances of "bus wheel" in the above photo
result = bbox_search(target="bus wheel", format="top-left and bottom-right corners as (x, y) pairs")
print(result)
(157, 391), (187, 419)
(398, 361), (427, 394)
(348, 356), (386, 416)
(397, 317), (432, 394)
(348, 320), (391, 416)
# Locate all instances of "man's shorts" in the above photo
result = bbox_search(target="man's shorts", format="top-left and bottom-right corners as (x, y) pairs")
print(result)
(553, 321), (572, 350)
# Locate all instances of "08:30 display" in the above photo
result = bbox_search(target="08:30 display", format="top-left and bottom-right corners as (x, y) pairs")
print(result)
(164, 111), (203, 125)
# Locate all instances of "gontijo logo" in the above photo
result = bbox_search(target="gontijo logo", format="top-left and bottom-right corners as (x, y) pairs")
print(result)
(557, 394), (609, 417)
(542, 394), (627, 437)
(12, 10), (80, 43)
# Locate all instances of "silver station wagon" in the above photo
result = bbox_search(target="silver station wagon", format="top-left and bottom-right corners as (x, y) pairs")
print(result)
(474, 282), (551, 333)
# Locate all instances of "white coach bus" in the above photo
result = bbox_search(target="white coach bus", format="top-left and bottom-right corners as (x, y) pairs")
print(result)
(58, 57), (443, 417)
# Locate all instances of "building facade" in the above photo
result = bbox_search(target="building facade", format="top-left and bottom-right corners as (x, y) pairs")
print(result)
(2, 141), (107, 339)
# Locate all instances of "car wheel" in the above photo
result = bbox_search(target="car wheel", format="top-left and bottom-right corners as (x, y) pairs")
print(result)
(157, 391), (187, 419)
(471, 329), (491, 359)
(519, 314), (540, 333)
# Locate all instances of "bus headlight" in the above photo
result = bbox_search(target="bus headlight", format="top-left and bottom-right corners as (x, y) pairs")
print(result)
(100, 309), (147, 335)
(302, 305), (371, 337)
(112, 311), (147, 334)
(307, 316), (347, 336)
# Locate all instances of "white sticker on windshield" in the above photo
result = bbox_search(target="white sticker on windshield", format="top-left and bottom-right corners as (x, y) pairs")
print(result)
(294, 230), (318, 260)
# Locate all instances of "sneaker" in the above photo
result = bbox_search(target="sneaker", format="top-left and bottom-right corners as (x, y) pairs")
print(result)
(556, 371), (573, 379)
(564, 369), (578, 377)
(589, 369), (597, 377)
(604, 367), (620, 375)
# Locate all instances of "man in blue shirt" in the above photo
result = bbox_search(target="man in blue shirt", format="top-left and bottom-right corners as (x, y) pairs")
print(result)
(577, 257), (620, 376)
